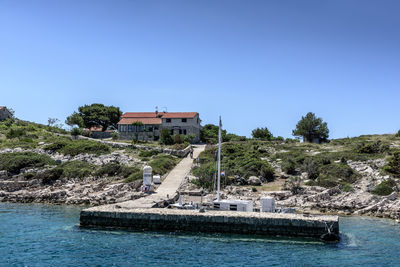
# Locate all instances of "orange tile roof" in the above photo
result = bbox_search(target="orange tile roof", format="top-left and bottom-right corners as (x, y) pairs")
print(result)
(121, 112), (159, 118)
(161, 112), (198, 118)
(118, 117), (162, 125)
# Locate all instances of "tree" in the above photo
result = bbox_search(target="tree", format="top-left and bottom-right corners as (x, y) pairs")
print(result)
(160, 128), (173, 145)
(65, 112), (84, 128)
(251, 127), (273, 140)
(200, 124), (227, 144)
(66, 104), (122, 131)
(48, 118), (59, 127)
(292, 112), (329, 143)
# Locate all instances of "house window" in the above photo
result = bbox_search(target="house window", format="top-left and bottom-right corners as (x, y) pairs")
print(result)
(170, 129), (174, 135)
(128, 125), (134, 132)
(179, 129), (187, 135)
(120, 125), (127, 132)
(166, 118), (171, 123)
(147, 126), (153, 132)
(137, 126), (144, 132)
(181, 118), (187, 123)
(213, 203), (220, 209)
(154, 126), (159, 130)
(230, 205), (237, 211)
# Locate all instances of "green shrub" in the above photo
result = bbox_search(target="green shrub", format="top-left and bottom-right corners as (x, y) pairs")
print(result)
(56, 161), (96, 179)
(6, 127), (26, 139)
(316, 163), (359, 188)
(183, 134), (196, 143)
(159, 128), (173, 145)
(38, 168), (64, 185)
(95, 162), (138, 178)
(282, 158), (296, 175)
(124, 170), (143, 183)
(0, 152), (56, 174)
(395, 130), (400, 138)
(71, 127), (82, 137)
(111, 132), (119, 140)
(372, 179), (396, 196)
(302, 158), (319, 180)
(357, 140), (389, 154)
(44, 139), (110, 156)
(44, 139), (70, 151)
(252, 187), (258, 192)
(149, 154), (178, 175)
(382, 152), (400, 176)
(192, 162), (217, 190)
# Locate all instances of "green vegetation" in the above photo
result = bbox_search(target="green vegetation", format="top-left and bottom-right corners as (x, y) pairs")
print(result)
(44, 139), (111, 156)
(32, 161), (96, 184)
(372, 179), (396, 196)
(292, 112), (329, 143)
(95, 162), (138, 178)
(192, 142), (274, 189)
(149, 154), (179, 175)
(124, 170), (143, 183)
(316, 163), (360, 188)
(395, 130), (400, 138)
(138, 150), (160, 159)
(383, 152), (400, 177)
(357, 140), (389, 154)
(0, 152), (56, 174)
(252, 127), (273, 140)
(0, 119), (68, 149)
(159, 128), (173, 145)
(66, 103), (122, 131)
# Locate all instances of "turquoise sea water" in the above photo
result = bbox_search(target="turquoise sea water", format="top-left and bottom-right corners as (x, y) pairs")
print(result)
(1, 203), (400, 267)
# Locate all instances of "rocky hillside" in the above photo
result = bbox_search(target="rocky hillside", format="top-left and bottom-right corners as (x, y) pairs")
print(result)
(0, 119), (180, 205)
(189, 134), (400, 220)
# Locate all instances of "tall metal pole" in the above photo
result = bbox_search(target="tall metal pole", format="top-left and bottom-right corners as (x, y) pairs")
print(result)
(217, 116), (222, 201)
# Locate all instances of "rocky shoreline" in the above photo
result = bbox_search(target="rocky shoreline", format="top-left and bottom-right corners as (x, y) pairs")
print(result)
(1, 148), (400, 221)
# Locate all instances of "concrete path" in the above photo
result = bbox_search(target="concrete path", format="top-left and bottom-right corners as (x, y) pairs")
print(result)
(94, 144), (205, 210)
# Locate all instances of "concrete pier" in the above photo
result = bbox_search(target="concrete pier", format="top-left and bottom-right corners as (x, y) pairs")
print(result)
(80, 208), (339, 239)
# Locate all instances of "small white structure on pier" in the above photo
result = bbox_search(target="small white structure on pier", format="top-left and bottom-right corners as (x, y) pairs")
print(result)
(143, 166), (152, 185)
(153, 175), (161, 184)
(260, 197), (275, 212)
(142, 166), (154, 193)
(213, 199), (253, 212)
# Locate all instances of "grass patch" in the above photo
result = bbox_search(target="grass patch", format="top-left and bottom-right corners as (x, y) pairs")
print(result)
(124, 170), (143, 183)
(149, 154), (179, 175)
(372, 179), (396, 196)
(44, 139), (111, 156)
(192, 142), (274, 189)
(33, 160), (97, 184)
(95, 162), (138, 178)
(0, 152), (56, 174)
(138, 150), (160, 159)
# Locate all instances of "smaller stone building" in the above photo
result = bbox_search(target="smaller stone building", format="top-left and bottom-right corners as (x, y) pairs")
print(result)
(0, 106), (12, 121)
(117, 111), (202, 142)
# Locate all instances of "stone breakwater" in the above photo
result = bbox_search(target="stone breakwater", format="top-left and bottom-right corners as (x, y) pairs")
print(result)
(80, 208), (339, 239)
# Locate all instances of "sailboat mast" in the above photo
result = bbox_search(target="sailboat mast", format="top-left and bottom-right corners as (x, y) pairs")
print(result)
(217, 116), (222, 201)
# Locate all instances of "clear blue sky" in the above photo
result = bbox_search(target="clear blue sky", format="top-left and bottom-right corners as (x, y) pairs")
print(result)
(1, 0), (399, 138)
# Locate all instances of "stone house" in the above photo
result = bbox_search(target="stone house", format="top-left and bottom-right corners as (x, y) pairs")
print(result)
(0, 106), (12, 121)
(117, 111), (202, 142)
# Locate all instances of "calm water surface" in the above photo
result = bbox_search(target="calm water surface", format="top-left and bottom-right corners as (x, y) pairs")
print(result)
(1, 203), (400, 266)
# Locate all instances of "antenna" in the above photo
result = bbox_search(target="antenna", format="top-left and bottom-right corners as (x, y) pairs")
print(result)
(217, 116), (222, 201)
(155, 106), (158, 113)
(162, 106), (168, 112)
